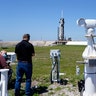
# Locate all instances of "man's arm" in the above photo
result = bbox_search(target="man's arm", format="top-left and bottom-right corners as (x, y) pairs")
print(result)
(0, 56), (7, 68)
(32, 53), (35, 56)
(31, 45), (35, 56)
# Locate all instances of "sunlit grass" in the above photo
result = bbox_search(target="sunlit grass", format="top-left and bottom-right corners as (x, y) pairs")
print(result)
(0, 45), (86, 96)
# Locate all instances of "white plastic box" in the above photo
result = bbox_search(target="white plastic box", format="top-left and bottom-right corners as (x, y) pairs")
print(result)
(7, 52), (16, 62)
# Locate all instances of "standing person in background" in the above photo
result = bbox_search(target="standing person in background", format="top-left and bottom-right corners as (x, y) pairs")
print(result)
(14, 34), (35, 96)
(0, 50), (12, 82)
(0, 50), (13, 79)
(0, 50), (8, 69)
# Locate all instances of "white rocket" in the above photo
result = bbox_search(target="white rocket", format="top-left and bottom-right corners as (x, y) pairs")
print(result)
(58, 18), (64, 41)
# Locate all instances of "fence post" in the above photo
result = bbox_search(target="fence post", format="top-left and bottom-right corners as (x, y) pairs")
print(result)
(0, 69), (9, 96)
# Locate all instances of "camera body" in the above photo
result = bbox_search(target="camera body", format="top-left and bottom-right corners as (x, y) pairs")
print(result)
(77, 18), (96, 28)
(7, 52), (16, 63)
(50, 49), (60, 58)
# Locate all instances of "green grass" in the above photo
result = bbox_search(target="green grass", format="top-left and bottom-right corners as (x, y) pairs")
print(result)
(0, 45), (86, 95)
(33, 45), (85, 83)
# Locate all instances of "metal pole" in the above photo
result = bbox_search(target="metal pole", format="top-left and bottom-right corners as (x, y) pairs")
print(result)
(77, 18), (96, 96)
(50, 49), (60, 83)
(0, 69), (9, 96)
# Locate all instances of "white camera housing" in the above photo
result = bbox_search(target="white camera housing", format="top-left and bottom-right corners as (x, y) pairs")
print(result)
(77, 18), (96, 28)
(7, 52), (16, 62)
(50, 49), (60, 58)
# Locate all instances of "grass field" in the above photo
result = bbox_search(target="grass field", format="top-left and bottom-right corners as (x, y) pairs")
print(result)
(0, 45), (86, 96)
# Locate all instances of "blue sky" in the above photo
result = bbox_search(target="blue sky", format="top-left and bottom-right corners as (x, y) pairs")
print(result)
(0, 0), (96, 41)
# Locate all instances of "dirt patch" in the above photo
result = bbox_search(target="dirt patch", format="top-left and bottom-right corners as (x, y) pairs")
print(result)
(31, 80), (80, 96)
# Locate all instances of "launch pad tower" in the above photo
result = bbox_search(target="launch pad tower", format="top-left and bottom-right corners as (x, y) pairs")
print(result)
(58, 18), (64, 41)
(56, 16), (67, 45)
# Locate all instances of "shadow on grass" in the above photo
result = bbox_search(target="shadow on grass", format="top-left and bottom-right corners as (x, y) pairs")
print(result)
(31, 86), (48, 95)
(8, 78), (16, 89)
(20, 86), (48, 96)
(8, 78), (26, 89)
(8, 78), (48, 96)
(8, 78), (68, 96)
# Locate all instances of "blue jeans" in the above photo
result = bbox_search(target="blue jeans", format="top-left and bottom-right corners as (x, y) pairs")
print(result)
(15, 61), (32, 96)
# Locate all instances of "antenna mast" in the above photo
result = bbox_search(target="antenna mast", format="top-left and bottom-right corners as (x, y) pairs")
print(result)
(61, 10), (64, 18)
